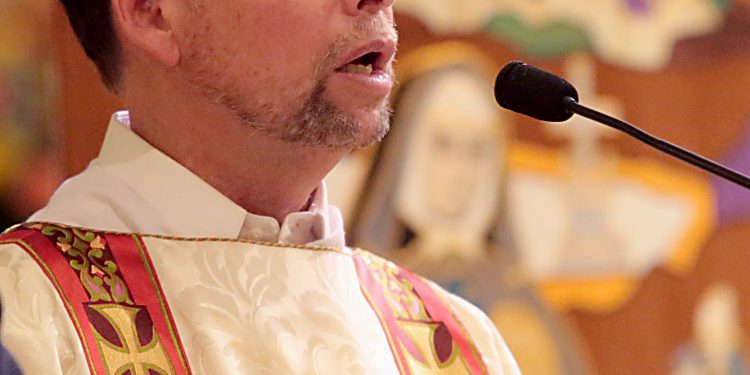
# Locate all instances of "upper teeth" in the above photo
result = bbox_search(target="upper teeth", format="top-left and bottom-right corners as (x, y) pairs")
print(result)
(343, 63), (374, 74)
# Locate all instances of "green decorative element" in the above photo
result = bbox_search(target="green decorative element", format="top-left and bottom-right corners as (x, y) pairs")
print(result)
(41, 224), (73, 245)
(485, 14), (592, 58)
(713, 0), (732, 12)
(41, 224), (134, 305)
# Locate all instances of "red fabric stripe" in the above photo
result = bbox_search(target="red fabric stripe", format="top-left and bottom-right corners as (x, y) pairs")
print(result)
(407, 269), (487, 374)
(353, 251), (487, 374)
(105, 234), (192, 374)
(353, 255), (413, 374)
(0, 228), (106, 374)
(0, 227), (192, 374)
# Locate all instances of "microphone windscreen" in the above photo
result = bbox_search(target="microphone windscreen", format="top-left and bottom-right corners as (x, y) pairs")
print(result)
(494, 61), (579, 122)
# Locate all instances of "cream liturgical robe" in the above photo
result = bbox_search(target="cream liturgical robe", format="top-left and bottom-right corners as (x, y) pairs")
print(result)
(0, 112), (520, 375)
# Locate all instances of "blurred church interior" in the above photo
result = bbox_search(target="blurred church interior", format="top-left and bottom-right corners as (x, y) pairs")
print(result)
(4, 0), (750, 374)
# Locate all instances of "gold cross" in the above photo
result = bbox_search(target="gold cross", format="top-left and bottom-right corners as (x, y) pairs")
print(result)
(399, 320), (471, 374)
(90, 304), (173, 375)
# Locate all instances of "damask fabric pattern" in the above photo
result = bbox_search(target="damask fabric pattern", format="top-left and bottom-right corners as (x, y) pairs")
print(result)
(0, 224), (519, 375)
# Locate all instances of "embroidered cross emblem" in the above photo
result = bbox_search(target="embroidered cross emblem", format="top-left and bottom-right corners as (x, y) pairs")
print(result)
(399, 320), (471, 373)
(87, 304), (173, 375)
(358, 252), (478, 374)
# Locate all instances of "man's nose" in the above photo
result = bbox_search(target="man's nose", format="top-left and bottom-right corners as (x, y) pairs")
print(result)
(344, 0), (396, 16)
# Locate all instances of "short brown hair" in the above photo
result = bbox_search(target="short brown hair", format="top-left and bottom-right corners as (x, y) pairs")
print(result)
(59, 0), (121, 90)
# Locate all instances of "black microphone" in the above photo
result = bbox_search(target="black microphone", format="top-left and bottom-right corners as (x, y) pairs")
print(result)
(495, 61), (579, 122)
(494, 61), (750, 190)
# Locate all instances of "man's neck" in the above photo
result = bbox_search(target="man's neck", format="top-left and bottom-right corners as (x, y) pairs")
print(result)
(122, 77), (347, 223)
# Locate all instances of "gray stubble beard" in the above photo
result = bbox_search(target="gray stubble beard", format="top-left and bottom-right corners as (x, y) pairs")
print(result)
(281, 78), (393, 149)
(180, 9), (395, 150)
(183, 47), (393, 151)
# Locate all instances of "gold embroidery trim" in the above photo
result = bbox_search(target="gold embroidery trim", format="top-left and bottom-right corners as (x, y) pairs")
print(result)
(12, 222), (348, 255)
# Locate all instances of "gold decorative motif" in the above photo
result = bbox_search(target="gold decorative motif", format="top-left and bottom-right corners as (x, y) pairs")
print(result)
(3, 224), (190, 374)
(40, 224), (134, 304)
(90, 304), (173, 375)
(400, 321), (470, 373)
(24, 222), (345, 254)
(360, 252), (475, 374)
(371, 259), (430, 322)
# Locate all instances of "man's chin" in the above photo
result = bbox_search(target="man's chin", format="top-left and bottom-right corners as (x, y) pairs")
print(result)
(272, 81), (392, 149)
(343, 107), (391, 148)
(355, 121), (390, 148)
(302, 125), (389, 150)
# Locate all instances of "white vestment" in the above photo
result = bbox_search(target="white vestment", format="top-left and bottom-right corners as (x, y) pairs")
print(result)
(0, 112), (520, 374)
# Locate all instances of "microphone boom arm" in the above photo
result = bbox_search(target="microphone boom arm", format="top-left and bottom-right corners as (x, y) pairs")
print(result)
(563, 96), (750, 190)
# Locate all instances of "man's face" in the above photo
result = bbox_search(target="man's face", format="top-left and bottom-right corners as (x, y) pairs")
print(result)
(176, 0), (398, 149)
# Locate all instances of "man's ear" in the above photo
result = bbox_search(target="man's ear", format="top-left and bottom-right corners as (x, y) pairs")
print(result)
(111, 0), (180, 67)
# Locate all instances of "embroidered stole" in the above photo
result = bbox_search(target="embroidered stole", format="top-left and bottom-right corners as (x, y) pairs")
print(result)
(0, 224), (190, 375)
(354, 252), (487, 374)
(1, 224), (487, 375)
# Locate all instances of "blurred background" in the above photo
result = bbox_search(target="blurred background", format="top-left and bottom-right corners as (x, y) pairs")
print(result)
(5, 0), (750, 374)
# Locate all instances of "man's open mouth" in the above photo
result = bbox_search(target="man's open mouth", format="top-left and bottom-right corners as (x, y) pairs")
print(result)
(334, 39), (397, 77)
(336, 52), (384, 75)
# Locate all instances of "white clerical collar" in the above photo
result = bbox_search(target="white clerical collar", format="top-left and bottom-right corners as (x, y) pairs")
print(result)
(96, 111), (346, 248)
